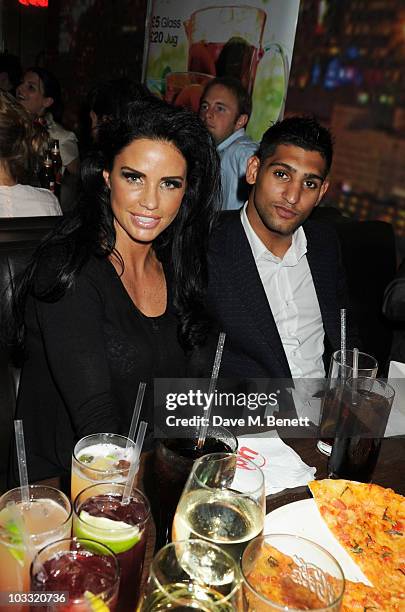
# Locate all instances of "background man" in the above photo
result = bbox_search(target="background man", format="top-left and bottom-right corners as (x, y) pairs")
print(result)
(207, 116), (358, 378)
(199, 76), (257, 211)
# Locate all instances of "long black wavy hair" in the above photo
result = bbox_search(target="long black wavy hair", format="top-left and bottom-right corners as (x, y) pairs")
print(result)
(14, 97), (220, 352)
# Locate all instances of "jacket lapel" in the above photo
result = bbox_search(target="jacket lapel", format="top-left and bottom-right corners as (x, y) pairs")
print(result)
(224, 214), (291, 376)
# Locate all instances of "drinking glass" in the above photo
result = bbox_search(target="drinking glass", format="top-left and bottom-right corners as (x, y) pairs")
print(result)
(164, 71), (212, 112)
(317, 350), (378, 456)
(172, 452), (265, 562)
(146, 426), (238, 551)
(71, 432), (137, 501)
(241, 534), (345, 611)
(328, 377), (395, 482)
(0, 485), (72, 600)
(73, 482), (150, 612)
(137, 539), (241, 611)
(184, 6), (287, 98)
(30, 537), (120, 611)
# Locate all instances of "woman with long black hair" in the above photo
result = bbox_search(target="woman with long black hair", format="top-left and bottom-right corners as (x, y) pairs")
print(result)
(9, 98), (220, 484)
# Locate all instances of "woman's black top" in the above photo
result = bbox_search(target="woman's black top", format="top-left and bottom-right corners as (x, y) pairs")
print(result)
(11, 256), (186, 483)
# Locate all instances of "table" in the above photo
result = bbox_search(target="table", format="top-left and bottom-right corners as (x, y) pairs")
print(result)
(266, 436), (405, 512)
(36, 436), (405, 606)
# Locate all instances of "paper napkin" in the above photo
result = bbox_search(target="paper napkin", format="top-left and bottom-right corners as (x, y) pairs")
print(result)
(236, 433), (316, 496)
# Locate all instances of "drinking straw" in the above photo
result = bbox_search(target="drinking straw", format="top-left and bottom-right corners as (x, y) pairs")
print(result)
(340, 308), (346, 368)
(121, 420), (147, 505)
(351, 347), (359, 401)
(353, 348), (359, 379)
(196, 332), (226, 450)
(14, 420), (29, 507)
(126, 381), (146, 449)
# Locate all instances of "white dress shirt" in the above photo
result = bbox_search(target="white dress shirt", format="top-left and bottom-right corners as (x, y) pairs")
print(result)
(241, 204), (325, 378)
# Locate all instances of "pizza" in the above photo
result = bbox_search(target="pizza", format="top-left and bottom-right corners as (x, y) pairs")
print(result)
(245, 540), (338, 610)
(309, 479), (405, 608)
(245, 480), (404, 610)
(245, 541), (402, 611)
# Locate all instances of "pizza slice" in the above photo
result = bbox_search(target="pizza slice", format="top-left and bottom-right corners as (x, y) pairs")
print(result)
(308, 479), (405, 598)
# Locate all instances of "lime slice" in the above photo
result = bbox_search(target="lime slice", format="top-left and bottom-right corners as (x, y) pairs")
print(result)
(78, 454), (94, 464)
(84, 591), (110, 612)
(75, 511), (140, 554)
(0, 520), (25, 566)
(89, 458), (113, 471)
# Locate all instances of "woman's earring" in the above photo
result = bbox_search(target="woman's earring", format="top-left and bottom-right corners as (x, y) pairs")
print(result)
(102, 170), (111, 189)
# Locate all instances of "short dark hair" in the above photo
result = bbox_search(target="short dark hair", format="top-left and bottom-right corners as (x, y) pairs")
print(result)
(202, 76), (252, 118)
(87, 78), (153, 121)
(258, 115), (333, 176)
(25, 67), (62, 122)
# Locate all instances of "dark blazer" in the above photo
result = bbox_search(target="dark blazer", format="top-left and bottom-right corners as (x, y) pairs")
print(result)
(207, 210), (357, 378)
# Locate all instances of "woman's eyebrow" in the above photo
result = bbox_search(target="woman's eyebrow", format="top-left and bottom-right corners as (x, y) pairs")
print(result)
(121, 167), (185, 181)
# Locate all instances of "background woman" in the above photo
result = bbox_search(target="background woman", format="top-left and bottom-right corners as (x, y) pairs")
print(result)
(0, 91), (61, 217)
(9, 98), (220, 484)
(16, 67), (80, 176)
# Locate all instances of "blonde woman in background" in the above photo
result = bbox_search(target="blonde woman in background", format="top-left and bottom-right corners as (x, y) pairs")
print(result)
(0, 91), (61, 217)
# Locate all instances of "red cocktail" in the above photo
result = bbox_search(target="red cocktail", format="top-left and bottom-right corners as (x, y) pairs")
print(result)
(74, 483), (150, 612)
(30, 537), (120, 611)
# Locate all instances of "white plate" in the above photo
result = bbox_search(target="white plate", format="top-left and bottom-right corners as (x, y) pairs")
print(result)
(264, 499), (371, 585)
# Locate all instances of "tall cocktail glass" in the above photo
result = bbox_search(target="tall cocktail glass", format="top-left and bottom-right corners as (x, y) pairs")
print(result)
(164, 71), (212, 112)
(328, 377), (395, 482)
(317, 350), (378, 456)
(145, 426), (237, 551)
(137, 539), (241, 611)
(184, 6), (287, 98)
(172, 452), (265, 562)
(73, 482), (150, 612)
(71, 433), (137, 501)
(0, 485), (72, 603)
(30, 537), (120, 611)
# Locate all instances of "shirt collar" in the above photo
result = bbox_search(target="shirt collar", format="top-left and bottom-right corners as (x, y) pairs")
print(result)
(217, 128), (246, 152)
(240, 202), (307, 265)
(43, 112), (55, 129)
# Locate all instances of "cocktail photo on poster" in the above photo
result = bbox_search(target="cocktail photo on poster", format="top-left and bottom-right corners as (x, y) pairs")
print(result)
(142, 0), (300, 140)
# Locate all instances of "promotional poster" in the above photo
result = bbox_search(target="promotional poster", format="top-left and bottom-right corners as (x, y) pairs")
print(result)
(142, 0), (300, 141)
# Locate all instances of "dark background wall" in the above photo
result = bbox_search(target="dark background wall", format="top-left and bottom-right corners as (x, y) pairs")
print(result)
(2, 0), (148, 131)
(285, 0), (405, 251)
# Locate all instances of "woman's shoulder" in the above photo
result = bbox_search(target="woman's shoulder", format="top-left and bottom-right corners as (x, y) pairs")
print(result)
(33, 243), (110, 298)
(0, 184), (62, 217)
(21, 184), (62, 215)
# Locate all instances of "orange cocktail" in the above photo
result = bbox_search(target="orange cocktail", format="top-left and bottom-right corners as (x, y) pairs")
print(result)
(71, 433), (137, 502)
(0, 485), (72, 602)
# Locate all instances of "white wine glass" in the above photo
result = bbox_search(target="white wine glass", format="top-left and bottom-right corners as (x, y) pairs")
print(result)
(172, 452), (265, 562)
(137, 539), (241, 611)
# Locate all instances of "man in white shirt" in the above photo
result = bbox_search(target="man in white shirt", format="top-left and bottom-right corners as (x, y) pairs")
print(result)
(207, 116), (357, 378)
(199, 77), (257, 211)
